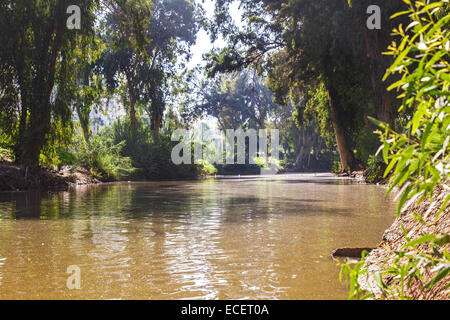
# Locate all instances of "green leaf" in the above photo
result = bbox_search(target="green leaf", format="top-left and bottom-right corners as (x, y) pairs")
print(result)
(424, 267), (450, 290)
(384, 157), (399, 178)
(437, 194), (450, 218)
(434, 234), (450, 246)
(383, 142), (389, 164)
(391, 10), (412, 19)
(374, 272), (388, 290)
(403, 234), (436, 249)
(398, 184), (414, 215)
(368, 116), (386, 128)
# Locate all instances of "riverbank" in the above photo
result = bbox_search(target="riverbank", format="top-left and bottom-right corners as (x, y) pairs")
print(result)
(359, 185), (450, 300)
(0, 163), (372, 192)
(0, 161), (101, 192)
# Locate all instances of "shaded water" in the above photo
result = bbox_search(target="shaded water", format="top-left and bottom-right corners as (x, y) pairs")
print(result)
(0, 173), (396, 300)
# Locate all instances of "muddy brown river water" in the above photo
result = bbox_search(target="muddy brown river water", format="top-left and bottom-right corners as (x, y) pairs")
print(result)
(0, 173), (396, 299)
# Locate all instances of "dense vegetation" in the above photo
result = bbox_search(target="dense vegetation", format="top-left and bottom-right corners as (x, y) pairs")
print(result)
(341, 0), (449, 299)
(0, 0), (207, 179)
(0, 0), (411, 179)
(0, 0), (448, 300)
(207, 0), (412, 172)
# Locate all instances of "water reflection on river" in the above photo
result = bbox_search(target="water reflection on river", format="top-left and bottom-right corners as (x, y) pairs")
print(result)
(0, 173), (396, 299)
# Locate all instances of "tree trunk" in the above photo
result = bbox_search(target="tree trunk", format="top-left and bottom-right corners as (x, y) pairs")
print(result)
(378, 91), (394, 128)
(327, 88), (357, 173)
(19, 98), (51, 169)
(154, 113), (162, 136)
(14, 1), (66, 169)
(294, 128), (315, 171)
(16, 99), (28, 163)
(18, 56), (58, 168)
(75, 104), (91, 143)
(127, 79), (138, 130)
(364, 17), (395, 129)
(295, 145), (306, 170)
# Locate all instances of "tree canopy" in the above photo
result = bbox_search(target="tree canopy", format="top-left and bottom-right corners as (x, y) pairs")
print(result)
(0, 0), (201, 168)
(206, 0), (409, 171)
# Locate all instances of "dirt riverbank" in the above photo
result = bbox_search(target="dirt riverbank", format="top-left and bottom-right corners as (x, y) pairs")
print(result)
(359, 185), (449, 300)
(0, 161), (100, 192)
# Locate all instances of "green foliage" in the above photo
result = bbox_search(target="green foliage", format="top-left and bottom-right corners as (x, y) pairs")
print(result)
(187, 70), (280, 130)
(330, 151), (343, 174)
(0, 0), (201, 169)
(39, 119), (75, 168)
(197, 159), (218, 176)
(101, 0), (200, 133)
(0, 0), (99, 167)
(207, 0), (408, 172)
(341, 1), (450, 299)
(355, 127), (384, 166)
(364, 155), (386, 184)
(341, 230), (450, 300)
(70, 129), (136, 181)
(109, 119), (201, 180)
(254, 156), (282, 171)
(339, 251), (374, 300)
(253, 156), (269, 168)
(299, 83), (335, 147)
(0, 147), (13, 162)
(378, 0), (449, 216)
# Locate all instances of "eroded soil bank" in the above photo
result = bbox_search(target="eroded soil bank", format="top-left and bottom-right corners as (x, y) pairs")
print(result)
(360, 185), (449, 300)
(0, 162), (100, 191)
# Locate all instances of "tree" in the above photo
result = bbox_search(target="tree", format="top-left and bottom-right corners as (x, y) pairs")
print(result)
(101, 0), (199, 135)
(342, 1), (450, 299)
(0, 0), (98, 168)
(72, 40), (105, 143)
(101, 0), (154, 132)
(191, 70), (279, 130)
(206, 0), (407, 172)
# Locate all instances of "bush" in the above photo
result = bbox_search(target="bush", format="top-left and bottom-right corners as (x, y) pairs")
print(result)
(109, 119), (201, 180)
(341, 1), (450, 299)
(197, 159), (218, 175)
(0, 146), (13, 162)
(71, 129), (136, 181)
(364, 155), (386, 184)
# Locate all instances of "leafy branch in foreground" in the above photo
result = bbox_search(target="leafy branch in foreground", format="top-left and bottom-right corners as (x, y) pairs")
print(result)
(341, 0), (450, 299)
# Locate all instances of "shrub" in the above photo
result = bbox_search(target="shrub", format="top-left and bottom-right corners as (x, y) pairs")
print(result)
(109, 119), (201, 180)
(341, 0), (450, 299)
(364, 155), (386, 184)
(71, 129), (136, 181)
(0, 146), (13, 162)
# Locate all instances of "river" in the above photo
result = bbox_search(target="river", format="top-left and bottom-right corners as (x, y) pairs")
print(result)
(0, 173), (396, 300)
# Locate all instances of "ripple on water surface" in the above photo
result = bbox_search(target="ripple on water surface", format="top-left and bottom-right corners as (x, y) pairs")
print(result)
(0, 173), (396, 299)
